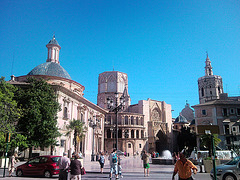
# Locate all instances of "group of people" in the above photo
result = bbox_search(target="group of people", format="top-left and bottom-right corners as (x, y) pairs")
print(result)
(107, 149), (123, 179)
(57, 152), (84, 180)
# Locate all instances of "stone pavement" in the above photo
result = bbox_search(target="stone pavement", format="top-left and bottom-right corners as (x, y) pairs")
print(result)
(0, 156), (211, 179)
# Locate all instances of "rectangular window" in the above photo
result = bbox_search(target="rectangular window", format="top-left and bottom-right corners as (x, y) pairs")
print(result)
(60, 140), (65, 147)
(230, 108), (235, 114)
(232, 127), (236, 132)
(202, 109), (206, 116)
(139, 144), (142, 148)
(222, 108), (228, 116)
(128, 144), (131, 148)
(224, 125), (229, 135)
(237, 109), (240, 116)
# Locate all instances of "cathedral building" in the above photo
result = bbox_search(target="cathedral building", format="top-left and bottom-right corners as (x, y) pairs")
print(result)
(97, 71), (173, 155)
(8, 36), (106, 159)
(193, 55), (240, 150)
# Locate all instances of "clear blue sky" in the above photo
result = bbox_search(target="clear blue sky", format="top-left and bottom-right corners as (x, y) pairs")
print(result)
(1, 0), (240, 118)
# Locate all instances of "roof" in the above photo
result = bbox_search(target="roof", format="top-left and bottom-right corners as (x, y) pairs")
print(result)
(27, 62), (71, 79)
(192, 99), (240, 108)
(47, 35), (59, 46)
(174, 114), (189, 124)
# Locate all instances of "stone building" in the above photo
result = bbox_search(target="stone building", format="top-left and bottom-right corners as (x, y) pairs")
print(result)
(193, 55), (240, 150)
(8, 36), (107, 159)
(97, 71), (173, 155)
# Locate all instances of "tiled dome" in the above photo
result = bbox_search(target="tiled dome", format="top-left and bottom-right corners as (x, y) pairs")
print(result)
(28, 62), (71, 79)
(174, 114), (188, 124)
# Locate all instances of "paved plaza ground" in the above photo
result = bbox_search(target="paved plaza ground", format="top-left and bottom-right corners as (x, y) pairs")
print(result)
(0, 156), (211, 179)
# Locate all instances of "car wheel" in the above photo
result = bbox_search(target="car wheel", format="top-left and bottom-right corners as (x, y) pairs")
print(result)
(44, 170), (52, 178)
(223, 174), (237, 180)
(16, 169), (23, 177)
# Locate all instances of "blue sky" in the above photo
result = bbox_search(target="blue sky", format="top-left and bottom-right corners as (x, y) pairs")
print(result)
(1, 0), (240, 118)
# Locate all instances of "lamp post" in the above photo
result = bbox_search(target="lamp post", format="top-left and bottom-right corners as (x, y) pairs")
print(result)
(89, 116), (100, 161)
(107, 93), (125, 151)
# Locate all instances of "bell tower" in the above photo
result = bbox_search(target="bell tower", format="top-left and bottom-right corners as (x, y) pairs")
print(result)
(97, 71), (130, 110)
(198, 54), (224, 104)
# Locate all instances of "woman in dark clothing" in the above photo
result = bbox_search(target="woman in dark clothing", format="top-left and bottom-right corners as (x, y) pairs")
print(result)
(70, 154), (82, 180)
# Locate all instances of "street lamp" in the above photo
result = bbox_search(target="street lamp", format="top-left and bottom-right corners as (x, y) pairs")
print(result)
(89, 116), (100, 161)
(107, 93), (125, 151)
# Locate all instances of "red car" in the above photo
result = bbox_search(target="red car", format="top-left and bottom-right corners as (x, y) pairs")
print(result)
(16, 155), (61, 177)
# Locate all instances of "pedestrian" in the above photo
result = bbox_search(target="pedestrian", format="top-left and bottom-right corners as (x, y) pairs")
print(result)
(118, 161), (123, 178)
(99, 152), (105, 174)
(197, 152), (203, 173)
(70, 154), (82, 180)
(8, 152), (17, 177)
(57, 152), (70, 180)
(172, 150), (198, 180)
(141, 150), (150, 177)
(108, 148), (118, 179)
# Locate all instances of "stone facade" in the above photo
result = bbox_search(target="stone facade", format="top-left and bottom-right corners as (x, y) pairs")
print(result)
(97, 71), (173, 155)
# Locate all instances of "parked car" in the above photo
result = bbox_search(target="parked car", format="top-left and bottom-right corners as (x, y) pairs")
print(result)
(16, 155), (61, 178)
(210, 156), (240, 180)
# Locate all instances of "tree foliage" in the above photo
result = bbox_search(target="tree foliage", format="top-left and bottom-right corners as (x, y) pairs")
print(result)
(200, 134), (221, 157)
(66, 119), (86, 153)
(15, 77), (61, 153)
(0, 77), (22, 133)
(177, 126), (197, 155)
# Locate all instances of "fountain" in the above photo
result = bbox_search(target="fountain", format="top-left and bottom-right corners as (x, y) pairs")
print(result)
(152, 150), (173, 165)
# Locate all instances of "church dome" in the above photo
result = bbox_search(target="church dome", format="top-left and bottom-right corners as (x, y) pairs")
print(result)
(174, 114), (188, 124)
(27, 62), (71, 79)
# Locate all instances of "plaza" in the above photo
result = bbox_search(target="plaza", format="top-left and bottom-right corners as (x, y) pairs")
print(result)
(0, 156), (210, 180)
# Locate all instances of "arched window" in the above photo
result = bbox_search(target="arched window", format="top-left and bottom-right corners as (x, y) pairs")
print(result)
(136, 117), (139, 125)
(131, 130), (134, 138)
(141, 130), (144, 138)
(64, 107), (68, 119)
(136, 130), (139, 138)
(131, 116), (134, 125)
(125, 116), (128, 125)
(201, 88), (204, 97)
(141, 117), (144, 125)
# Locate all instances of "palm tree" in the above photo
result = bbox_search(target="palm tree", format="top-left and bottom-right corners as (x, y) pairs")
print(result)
(66, 119), (86, 153)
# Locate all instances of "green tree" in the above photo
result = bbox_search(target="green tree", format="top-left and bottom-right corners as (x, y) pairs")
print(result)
(0, 77), (21, 134)
(200, 134), (221, 157)
(66, 119), (86, 153)
(177, 127), (197, 155)
(16, 77), (61, 157)
(0, 77), (26, 155)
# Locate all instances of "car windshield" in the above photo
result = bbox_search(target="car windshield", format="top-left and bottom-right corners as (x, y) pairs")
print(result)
(226, 156), (240, 165)
(51, 157), (60, 163)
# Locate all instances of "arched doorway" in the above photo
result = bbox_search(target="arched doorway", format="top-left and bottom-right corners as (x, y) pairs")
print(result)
(155, 130), (168, 153)
(126, 142), (133, 156)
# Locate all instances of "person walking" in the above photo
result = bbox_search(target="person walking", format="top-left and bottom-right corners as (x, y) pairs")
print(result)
(197, 152), (203, 173)
(118, 161), (123, 178)
(8, 153), (17, 177)
(141, 150), (150, 177)
(57, 152), (70, 180)
(172, 151), (198, 180)
(108, 149), (118, 179)
(70, 154), (82, 180)
(99, 152), (105, 174)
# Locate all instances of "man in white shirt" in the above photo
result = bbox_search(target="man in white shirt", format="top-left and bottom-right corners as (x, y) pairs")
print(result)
(57, 152), (70, 180)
